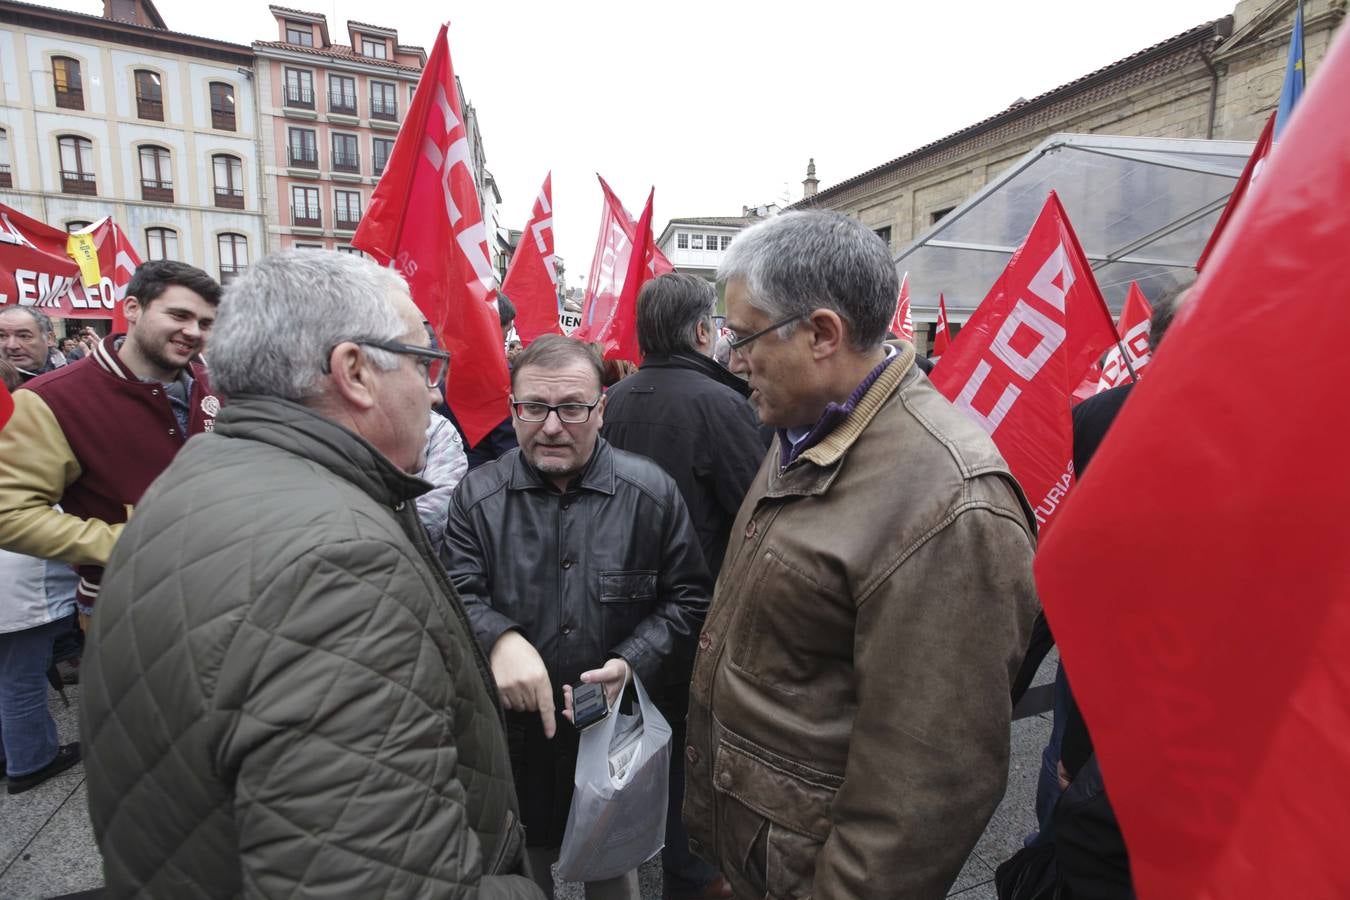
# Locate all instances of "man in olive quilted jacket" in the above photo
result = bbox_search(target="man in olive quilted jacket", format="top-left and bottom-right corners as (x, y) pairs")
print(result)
(81, 251), (544, 899)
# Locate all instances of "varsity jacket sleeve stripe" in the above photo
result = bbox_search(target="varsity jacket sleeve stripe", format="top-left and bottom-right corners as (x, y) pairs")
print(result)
(0, 389), (123, 566)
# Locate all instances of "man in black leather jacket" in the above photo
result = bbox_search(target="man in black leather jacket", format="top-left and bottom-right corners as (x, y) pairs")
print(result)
(442, 334), (711, 900)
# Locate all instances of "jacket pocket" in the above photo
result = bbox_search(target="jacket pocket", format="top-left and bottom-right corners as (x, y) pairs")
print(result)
(710, 726), (839, 897)
(485, 808), (523, 877)
(598, 570), (657, 603)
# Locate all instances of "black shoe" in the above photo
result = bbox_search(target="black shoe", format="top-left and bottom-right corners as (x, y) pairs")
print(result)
(7, 743), (81, 795)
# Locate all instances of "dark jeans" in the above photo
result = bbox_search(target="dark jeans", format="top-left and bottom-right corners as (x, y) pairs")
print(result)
(1031, 663), (1070, 844)
(664, 718), (717, 891)
(0, 615), (74, 777)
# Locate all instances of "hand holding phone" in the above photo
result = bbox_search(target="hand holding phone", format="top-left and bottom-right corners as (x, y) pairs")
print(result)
(571, 682), (610, 731)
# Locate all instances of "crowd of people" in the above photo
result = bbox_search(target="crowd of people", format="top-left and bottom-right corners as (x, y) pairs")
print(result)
(0, 211), (1153, 899)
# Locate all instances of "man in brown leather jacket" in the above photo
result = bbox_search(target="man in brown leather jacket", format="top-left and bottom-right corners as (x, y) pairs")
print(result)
(683, 211), (1040, 898)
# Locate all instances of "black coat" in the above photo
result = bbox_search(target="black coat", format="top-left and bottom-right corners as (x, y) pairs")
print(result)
(441, 440), (712, 845)
(601, 352), (770, 577)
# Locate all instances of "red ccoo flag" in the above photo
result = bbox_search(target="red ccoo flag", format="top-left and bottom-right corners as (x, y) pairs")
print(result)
(354, 23), (507, 446)
(933, 292), (953, 356)
(888, 272), (914, 341)
(929, 192), (1117, 530)
(501, 173), (562, 346)
(1196, 112), (1274, 273)
(575, 178), (668, 361)
(1095, 281), (1152, 391)
(1035, 27), (1350, 900)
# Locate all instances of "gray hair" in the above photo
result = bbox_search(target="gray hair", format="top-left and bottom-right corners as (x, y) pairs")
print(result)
(717, 211), (897, 351)
(209, 250), (410, 401)
(0, 306), (54, 337)
(636, 273), (715, 357)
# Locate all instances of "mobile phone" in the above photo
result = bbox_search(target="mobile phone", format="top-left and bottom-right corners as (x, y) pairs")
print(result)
(572, 682), (610, 732)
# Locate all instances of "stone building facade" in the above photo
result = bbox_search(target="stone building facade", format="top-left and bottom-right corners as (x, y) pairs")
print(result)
(794, 0), (1345, 351)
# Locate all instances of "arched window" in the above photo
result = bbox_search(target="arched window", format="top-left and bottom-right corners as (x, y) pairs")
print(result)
(218, 233), (248, 284)
(212, 154), (244, 209)
(138, 145), (173, 202)
(57, 135), (95, 194)
(145, 227), (178, 261)
(209, 82), (235, 131)
(134, 69), (163, 121)
(66, 220), (92, 233)
(53, 57), (82, 109)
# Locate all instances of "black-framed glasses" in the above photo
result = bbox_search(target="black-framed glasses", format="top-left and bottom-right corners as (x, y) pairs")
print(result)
(727, 311), (807, 354)
(510, 395), (602, 424)
(322, 339), (451, 388)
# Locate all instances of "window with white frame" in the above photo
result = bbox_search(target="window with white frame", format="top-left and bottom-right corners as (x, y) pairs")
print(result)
(360, 37), (387, 59)
(690, 234), (704, 250)
(334, 189), (362, 228)
(291, 185), (321, 225)
(677, 233), (689, 249)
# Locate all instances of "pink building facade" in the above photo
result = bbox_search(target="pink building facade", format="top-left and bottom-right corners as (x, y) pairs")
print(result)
(253, 5), (424, 254)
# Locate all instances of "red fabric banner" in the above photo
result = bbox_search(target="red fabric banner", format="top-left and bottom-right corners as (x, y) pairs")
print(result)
(929, 192), (1117, 529)
(353, 23), (508, 446)
(0, 205), (142, 322)
(1195, 112), (1274, 273)
(0, 380), (11, 431)
(1095, 282), (1152, 390)
(1033, 28), (1350, 900)
(574, 177), (668, 360)
(500, 172), (561, 346)
(933, 292), (952, 356)
(889, 273), (914, 341)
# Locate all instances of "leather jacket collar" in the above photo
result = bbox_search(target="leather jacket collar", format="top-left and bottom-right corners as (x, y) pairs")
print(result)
(507, 437), (617, 496)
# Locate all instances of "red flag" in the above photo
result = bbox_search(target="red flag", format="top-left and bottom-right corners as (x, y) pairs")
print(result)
(575, 177), (667, 360)
(353, 23), (507, 446)
(1071, 361), (1103, 405)
(579, 188), (656, 365)
(92, 218), (143, 332)
(0, 380), (11, 432)
(933, 292), (953, 356)
(501, 173), (561, 346)
(1195, 112), (1274, 272)
(1095, 282), (1152, 390)
(0, 204), (115, 320)
(888, 273), (914, 341)
(929, 192), (1117, 530)
(1033, 28), (1350, 900)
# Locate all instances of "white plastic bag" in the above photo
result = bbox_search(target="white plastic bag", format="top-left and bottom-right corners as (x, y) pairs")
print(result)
(556, 671), (671, 883)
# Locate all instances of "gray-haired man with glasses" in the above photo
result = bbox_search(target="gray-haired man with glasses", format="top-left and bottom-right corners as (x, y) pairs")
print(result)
(442, 333), (711, 900)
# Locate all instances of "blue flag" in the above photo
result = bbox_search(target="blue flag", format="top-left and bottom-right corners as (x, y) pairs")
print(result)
(1274, 0), (1304, 138)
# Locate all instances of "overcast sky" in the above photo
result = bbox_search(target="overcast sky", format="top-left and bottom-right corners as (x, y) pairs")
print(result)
(55, 0), (1231, 287)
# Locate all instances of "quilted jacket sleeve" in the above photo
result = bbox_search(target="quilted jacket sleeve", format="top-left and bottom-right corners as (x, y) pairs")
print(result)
(222, 539), (541, 899)
(612, 480), (712, 684)
(416, 413), (470, 558)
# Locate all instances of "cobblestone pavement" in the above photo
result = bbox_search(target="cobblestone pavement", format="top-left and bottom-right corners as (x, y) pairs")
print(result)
(2, 654), (1054, 899)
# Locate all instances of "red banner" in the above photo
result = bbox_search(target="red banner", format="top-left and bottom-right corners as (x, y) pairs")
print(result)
(577, 188), (656, 364)
(1196, 112), (1274, 273)
(575, 176), (672, 360)
(889, 272), (913, 341)
(500, 173), (561, 347)
(1096, 282), (1152, 390)
(929, 192), (1117, 529)
(0, 204), (131, 320)
(0, 380), (11, 431)
(1034, 28), (1350, 899)
(353, 24), (507, 447)
(933, 293), (952, 356)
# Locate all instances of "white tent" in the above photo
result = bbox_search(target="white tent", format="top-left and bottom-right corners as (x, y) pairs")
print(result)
(894, 133), (1255, 319)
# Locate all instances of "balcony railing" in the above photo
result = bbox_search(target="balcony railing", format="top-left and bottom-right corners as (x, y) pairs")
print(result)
(61, 171), (96, 195)
(141, 180), (174, 203)
(284, 85), (315, 109)
(373, 155), (390, 176)
(328, 92), (357, 115)
(331, 150), (359, 173)
(287, 146), (318, 168)
(220, 265), (246, 285)
(211, 108), (236, 131)
(291, 206), (321, 228)
(370, 99), (397, 121)
(137, 97), (164, 121)
(0, 163), (11, 189)
(335, 214), (361, 231)
(214, 187), (245, 209)
(55, 88), (84, 110)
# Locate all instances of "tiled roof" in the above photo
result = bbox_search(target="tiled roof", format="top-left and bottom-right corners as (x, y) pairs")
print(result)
(253, 39), (423, 73)
(348, 18), (397, 34)
(269, 5), (326, 19)
(668, 215), (764, 227)
(0, 0), (251, 53)
(796, 17), (1230, 208)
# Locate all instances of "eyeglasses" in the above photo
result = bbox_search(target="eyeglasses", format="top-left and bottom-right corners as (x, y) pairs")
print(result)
(727, 312), (807, 354)
(322, 339), (451, 388)
(510, 396), (602, 424)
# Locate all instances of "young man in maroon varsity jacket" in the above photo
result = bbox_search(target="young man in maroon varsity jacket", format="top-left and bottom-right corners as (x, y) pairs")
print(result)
(0, 260), (221, 628)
